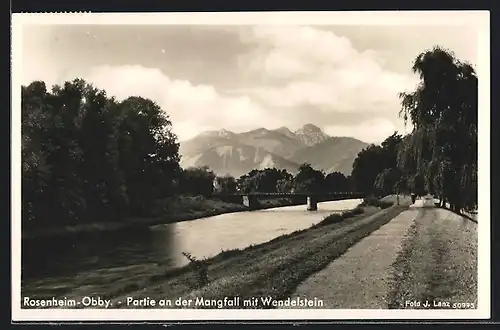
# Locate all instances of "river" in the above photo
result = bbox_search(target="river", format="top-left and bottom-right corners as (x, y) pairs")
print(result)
(22, 198), (362, 283)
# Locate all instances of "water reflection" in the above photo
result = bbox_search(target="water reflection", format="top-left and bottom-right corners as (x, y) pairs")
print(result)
(22, 198), (361, 282)
(22, 226), (176, 281)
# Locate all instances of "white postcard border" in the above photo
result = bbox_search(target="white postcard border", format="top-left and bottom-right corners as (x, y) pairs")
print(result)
(11, 11), (491, 321)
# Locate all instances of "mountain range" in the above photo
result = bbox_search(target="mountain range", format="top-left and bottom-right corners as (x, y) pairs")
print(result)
(178, 124), (369, 178)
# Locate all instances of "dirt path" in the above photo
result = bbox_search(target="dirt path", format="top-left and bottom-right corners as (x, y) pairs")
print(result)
(282, 208), (419, 309)
(283, 200), (478, 310)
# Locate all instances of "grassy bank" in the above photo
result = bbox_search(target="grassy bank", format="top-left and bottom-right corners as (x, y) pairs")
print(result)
(439, 205), (478, 224)
(22, 196), (407, 308)
(431, 200), (478, 223)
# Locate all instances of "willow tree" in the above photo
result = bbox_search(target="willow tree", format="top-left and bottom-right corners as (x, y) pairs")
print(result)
(398, 46), (478, 212)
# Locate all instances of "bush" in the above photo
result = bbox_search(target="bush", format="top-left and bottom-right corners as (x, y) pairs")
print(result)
(182, 252), (209, 289)
(360, 196), (393, 209)
(313, 206), (364, 228)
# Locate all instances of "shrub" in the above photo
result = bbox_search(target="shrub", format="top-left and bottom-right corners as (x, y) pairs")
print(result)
(360, 196), (393, 209)
(182, 252), (209, 288)
(313, 206), (364, 228)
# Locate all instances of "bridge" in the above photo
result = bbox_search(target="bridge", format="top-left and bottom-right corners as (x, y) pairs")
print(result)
(211, 192), (365, 211)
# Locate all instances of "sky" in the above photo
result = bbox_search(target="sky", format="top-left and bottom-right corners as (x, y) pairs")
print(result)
(21, 23), (478, 144)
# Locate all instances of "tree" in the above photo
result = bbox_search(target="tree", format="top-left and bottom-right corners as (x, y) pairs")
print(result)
(351, 131), (404, 196)
(381, 132), (403, 169)
(398, 46), (477, 211)
(374, 168), (401, 197)
(22, 82), (53, 225)
(237, 168), (293, 193)
(115, 96), (181, 213)
(214, 175), (237, 194)
(276, 178), (294, 193)
(179, 166), (216, 196)
(293, 163), (325, 193)
(351, 145), (387, 194)
(323, 171), (350, 193)
(346, 175), (355, 192)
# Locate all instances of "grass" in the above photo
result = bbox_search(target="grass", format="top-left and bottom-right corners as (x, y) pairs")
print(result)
(437, 205), (478, 224)
(426, 197), (478, 224)
(22, 196), (408, 309)
(386, 208), (478, 309)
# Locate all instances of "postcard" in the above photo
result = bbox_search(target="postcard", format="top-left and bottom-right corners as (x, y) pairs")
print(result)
(11, 10), (490, 321)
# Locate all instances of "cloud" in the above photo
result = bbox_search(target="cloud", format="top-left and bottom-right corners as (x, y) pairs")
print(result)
(82, 65), (282, 141)
(21, 61), (280, 141)
(20, 24), (438, 143)
(237, 26), (419, 114)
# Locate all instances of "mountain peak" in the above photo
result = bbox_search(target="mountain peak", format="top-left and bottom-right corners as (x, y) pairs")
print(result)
(298, 123), (323, 133)
(274, 126), (294, 134)
(294, 124), (330, 146)
(251, 128), (270, 134)
(276, 126), (292, 132)
(198, 128), (234, 138)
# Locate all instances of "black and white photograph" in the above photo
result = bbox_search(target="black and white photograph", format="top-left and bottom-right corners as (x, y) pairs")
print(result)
(12, 11), (490, 321)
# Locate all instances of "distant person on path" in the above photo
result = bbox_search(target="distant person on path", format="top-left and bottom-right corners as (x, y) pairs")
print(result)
(411, 193), (416, 204)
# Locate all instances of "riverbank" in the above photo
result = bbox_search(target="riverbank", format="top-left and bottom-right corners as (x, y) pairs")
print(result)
(21, 196), (305, 240)
(22, 196), (404, 308)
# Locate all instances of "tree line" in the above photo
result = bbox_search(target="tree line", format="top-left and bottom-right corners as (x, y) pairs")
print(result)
(22, 79), (183, 228)
(181, 164), (354, 195)
(350, 46), (477, 212)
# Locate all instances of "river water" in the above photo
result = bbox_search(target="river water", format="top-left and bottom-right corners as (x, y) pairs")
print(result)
(22, 198), (362, 282)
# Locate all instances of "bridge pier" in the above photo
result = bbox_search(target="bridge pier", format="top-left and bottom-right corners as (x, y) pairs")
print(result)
(307, 196), (318, 211)
(242, 195), (259, 208)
